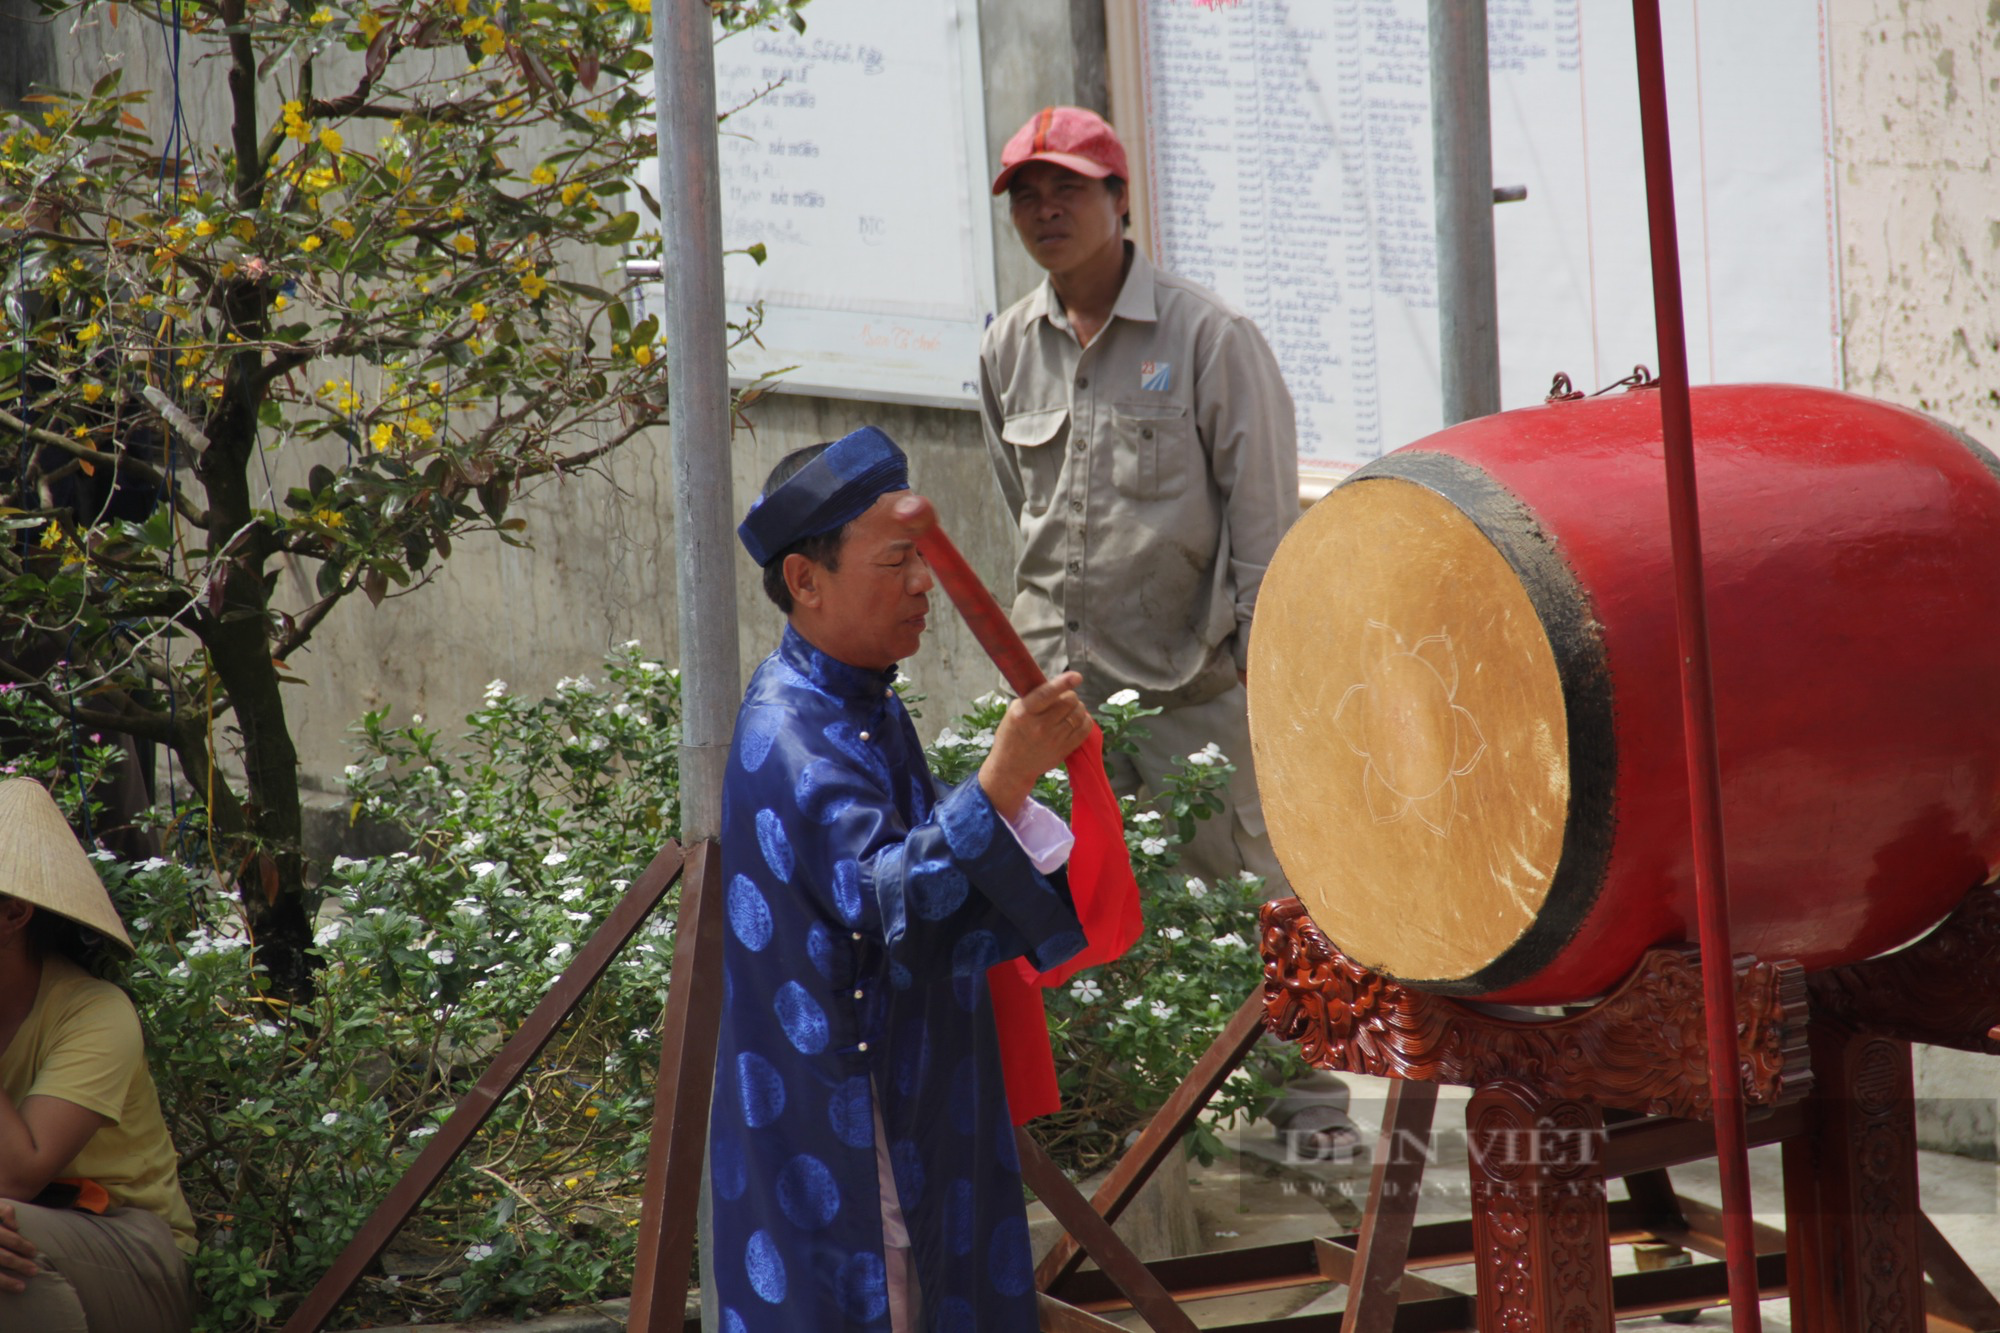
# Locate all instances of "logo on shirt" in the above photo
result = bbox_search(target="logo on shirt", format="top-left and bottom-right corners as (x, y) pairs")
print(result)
(1140, 360), (1173, 393)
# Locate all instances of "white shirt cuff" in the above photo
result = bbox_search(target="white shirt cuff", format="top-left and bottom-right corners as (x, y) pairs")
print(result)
(1001, 796), (1075, 874)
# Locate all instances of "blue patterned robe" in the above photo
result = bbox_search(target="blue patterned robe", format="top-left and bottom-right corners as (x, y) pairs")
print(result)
(711, 626), (1087, 1331)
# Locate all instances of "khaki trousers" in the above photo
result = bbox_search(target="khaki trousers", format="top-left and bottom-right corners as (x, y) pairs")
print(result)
(1101, 684), (1290, 895)
(0, 1203), (192, 1333)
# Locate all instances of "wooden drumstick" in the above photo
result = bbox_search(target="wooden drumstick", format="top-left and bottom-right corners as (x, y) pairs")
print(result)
(892, 494), (1048, 699)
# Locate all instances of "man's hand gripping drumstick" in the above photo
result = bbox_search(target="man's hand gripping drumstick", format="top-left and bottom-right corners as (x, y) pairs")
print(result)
(891, 494), (1090, 820)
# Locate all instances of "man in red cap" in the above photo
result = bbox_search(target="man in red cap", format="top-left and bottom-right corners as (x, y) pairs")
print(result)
(978, 105), (1299, 894)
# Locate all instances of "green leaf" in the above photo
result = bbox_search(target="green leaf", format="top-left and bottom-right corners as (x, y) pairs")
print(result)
(594, 211), (639, 246)
(746, 241), (767, 265)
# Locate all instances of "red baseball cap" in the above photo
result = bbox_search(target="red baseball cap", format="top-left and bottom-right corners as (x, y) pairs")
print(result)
(991, 106), (1131, 195)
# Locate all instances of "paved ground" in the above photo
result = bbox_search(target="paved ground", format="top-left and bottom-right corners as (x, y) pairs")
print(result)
(372, 1075), (2000, 1330)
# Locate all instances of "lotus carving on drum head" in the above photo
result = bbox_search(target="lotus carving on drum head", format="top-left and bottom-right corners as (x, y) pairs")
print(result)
(1334, 622), (1488, 837)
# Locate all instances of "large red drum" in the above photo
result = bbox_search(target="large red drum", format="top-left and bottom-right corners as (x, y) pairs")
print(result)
(1249, 384), (2000, 1002)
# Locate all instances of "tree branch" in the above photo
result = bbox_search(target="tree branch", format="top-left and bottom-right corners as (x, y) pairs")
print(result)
(0, 406), (213, 528)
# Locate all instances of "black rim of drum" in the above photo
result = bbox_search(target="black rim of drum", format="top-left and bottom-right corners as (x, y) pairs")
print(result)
(1339, 450), (1618, 997)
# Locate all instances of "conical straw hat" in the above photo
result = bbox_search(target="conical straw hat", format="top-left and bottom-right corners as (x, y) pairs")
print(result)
(0, 778), (135, 955)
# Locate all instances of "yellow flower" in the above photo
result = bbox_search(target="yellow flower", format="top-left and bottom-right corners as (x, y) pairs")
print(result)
(303, 167), (338, 193)
(311, 507), (344, 528)
(273, 294), (290, 311)
(518, 272), (546, 300)
(560, 182), (587, 207)
(72, 425), (90, 438)
(369, 423), (395, 450)
(459, 15), (485, 36)
(480, 27), (505, 56)
(330, 218), (355, 240)
(300, 235), (322, 252)
(308, 6), (333, 23)
(27, 133), (53, 153)
(632, 343), (652, 367)
(626, 0), (649, 13)
(75, 321), (102, 344)
(582, 1106), (599, 1118)
(448, 204), (466, 221)
(468, 336), (485, 355)
(450, 0), (467, 12)
(231, 219), (257, 242)
(39, 523), (64, 550)
(319, 128), (343, 154)
(530, 164), (555, 186)
(452, 233), (476, 254)
(194, 219), (217, 237)
(427, 381), (442, 394)
(469, 302), (489, 322)
(219, 262), (238, 279)
(80, 382), (105, 404)
(404, 415), (436, 441)
(167, 224), (190, 245)
(357, 10), (383, 38)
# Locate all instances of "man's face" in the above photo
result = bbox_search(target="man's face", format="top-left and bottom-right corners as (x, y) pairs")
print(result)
(787, 493), (934, 672)
(1007, 162), (1125, 279)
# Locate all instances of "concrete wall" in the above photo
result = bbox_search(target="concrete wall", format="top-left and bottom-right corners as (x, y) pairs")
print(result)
(1828, 0), (2000, 442)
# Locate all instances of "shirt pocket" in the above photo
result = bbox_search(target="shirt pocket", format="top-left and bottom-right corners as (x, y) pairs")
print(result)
(1111, 400), (1194, 502)
(1002, 405), (1070, 517)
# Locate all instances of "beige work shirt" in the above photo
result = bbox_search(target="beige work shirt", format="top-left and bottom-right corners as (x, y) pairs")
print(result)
(979, 245), (1299, 707)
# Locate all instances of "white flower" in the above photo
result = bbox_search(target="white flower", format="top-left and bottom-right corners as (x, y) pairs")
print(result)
(587, 735), (609, 752)
(1132, 811), (1161, 826)
(1139, 837), (1168, 856)
(545, 942), (573, 965)
(1106, 688), (1140, 707)
(409, 1124), (439, 1142)
(556, 674), (595, 694)
(343, 764), (363, 780)
(640, 660), (665, 675)
(412, 713), (424, 725)
(1160, 926), (1184, 941)
(620, 639), (641, 651)
(973, 691), (1006, 710)
(471, 861), (500, 878)
(565, 910), (592, 923)
(1149, 1000), (1175, 1020)
(1184, 877), (1208, 898)
(1069, 978), (1103, 1004)
(427, 948), (455, 965)
(314, 921), (345, 947)
(1121, 995), (1146, 1011)
(630, 1026), (655, 1043)
(1186, 742), (1227, 767)
(558, 887), (586, 903)
(139, 856), (171, 872)
(1212, 932), (1249, 950)
(456, 832), (486, 854)
(331, 855), (367, 872)
(89, 849), (118, 862)
(970, 728), (996, 747)
(132, 917), (153, 932)
(464, 1244), (494, 1263)
(321, 1112), (341, 1126)
(253, 1022), (279, 1038)
(611, 878), (631, 891)
(613, 702), (632, 718)
(933, 727), (963, 748)
(1237, 869), (1261, 883)
(542, 849), (570, 867)
(484, 678), (510, 701)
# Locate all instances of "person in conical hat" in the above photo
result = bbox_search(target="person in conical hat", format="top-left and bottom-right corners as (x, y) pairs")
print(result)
(0, 777), (195, 1332)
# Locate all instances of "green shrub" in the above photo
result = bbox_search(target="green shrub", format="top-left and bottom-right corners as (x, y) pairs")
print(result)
(13, 648), (1283, 1328)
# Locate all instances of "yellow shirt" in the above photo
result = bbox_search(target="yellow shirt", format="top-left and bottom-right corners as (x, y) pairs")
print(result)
(0, 956), (196, 1253)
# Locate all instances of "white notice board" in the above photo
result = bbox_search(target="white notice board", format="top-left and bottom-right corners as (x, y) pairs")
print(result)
(1132, 0), (1842, 477)
(639, 1), (997, 409)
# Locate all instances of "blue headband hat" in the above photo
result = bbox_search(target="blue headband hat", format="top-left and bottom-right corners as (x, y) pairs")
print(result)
(738, 425), (910, 567)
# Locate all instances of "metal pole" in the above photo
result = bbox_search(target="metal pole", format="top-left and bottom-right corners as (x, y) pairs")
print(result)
(651, 0), (738, 1327)
(1628, 4), (1761, 1331)
(1429, 0), (1500, 425)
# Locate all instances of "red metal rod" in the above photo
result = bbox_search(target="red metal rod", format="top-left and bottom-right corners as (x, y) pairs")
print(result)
(1628, 4), (1762, 1331)
(894, 495), (1049, 698)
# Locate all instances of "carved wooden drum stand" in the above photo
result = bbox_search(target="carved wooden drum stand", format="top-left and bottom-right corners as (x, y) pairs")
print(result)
(1260, 891), (2000, 1333)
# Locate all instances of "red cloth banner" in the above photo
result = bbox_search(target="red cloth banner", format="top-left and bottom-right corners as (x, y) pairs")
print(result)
(908, 504), (1143, 1124)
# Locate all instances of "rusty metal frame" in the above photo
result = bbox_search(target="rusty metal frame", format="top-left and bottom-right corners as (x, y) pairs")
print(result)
(281, 840), (691, 1333)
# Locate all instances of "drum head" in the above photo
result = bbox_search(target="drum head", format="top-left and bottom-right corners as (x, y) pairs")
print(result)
(1250, 469), (1583, 990)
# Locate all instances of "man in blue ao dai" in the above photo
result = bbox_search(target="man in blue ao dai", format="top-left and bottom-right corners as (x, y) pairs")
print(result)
(715, 426), (1093, 1330)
